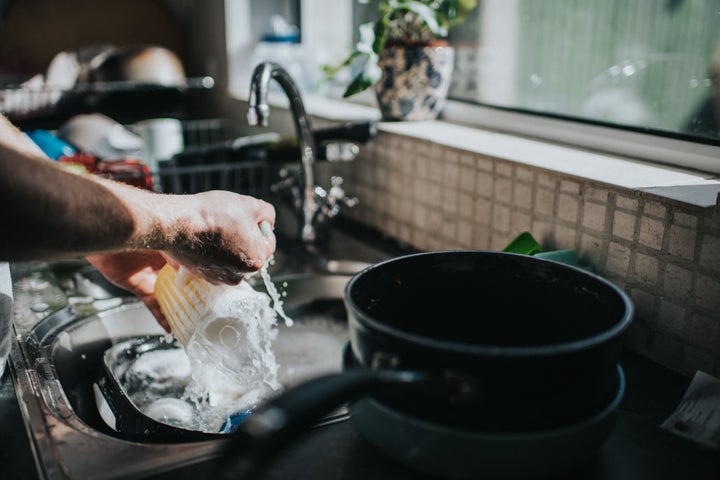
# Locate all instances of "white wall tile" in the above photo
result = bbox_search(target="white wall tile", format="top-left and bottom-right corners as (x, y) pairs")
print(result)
(494, 177), (513, 204)
(583, 202), (607, 232)
(615, 194), (639, 212)
(606, 242), (631, 277)
(663, 263), (693, 299)
(633, 253), (660, 288)
(459, 165), (476, 192)
(644, 201), (667, 219)
(475, 171), (493, 198)
(639, 217), (665, 251)
(612, 211), (637, 241)
(513, 182), (533, 210)
(667, 225), (697, 260)
(535, 188), (555, 216)
(699, 234), (720, 271)
(557, 193), (579, 223)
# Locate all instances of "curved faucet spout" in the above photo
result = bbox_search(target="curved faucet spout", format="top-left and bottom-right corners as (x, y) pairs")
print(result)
(248, 62), (319, 242)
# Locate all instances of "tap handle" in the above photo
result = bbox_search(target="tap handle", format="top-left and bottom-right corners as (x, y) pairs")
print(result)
(327, 176), (358, 211)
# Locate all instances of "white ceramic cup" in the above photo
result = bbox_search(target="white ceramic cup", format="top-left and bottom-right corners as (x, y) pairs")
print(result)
(136, 118), (184, 172)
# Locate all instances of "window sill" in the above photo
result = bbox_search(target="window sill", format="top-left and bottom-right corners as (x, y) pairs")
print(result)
(229, 86), (720, 209)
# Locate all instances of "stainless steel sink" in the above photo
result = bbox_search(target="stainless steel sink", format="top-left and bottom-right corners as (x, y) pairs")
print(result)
(9, 221), (409, 479)
(10, 268), (355, 479)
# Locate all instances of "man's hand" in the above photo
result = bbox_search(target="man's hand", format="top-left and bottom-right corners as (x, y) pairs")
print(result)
(159, 190), (277, 285)
(86, 251), (170, 332)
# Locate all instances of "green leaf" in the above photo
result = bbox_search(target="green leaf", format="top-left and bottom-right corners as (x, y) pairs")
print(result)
(343, 75), (375, 98)
(343, 53), (382, 98)
(372, 17), (389, 54)
(321, 51), (365, 80)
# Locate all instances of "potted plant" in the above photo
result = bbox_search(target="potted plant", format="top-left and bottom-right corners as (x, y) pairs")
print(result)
(324, 0), (478, 121)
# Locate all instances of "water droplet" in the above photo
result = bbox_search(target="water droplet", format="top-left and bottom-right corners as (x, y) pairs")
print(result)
(622, 64), (636, 76)
(31, 302), (49, 313)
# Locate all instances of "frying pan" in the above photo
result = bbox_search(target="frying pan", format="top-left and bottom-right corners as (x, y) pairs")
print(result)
(221, 251), (633, 470)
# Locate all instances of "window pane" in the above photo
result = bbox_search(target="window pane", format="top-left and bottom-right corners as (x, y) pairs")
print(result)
(448, 0), (720, 144)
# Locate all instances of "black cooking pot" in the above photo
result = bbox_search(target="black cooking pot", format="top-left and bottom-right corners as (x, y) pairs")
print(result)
(344, 250), (633, 430)
(223, 251), (633, 467)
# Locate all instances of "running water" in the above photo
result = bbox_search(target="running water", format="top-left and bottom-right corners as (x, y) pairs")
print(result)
(259, 258), (293, 326)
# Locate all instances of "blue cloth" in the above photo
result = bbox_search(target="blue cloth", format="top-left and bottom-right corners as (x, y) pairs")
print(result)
(25, 130), (76, 160)
(218, 410), (253, 433)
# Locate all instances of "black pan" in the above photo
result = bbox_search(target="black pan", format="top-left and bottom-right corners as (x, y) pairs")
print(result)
(344, 250), (633, 429)
(222, 251), (633, 470)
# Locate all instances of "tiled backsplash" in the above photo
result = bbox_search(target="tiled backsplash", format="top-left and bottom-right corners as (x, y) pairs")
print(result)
(324, 130), (720, 378)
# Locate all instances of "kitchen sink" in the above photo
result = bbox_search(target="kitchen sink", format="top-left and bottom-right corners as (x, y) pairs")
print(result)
(9, 231), (395, 479)
(12, 270), (353, 479)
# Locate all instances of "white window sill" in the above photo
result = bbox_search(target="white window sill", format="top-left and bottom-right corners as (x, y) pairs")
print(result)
(229, 86), (720, 209)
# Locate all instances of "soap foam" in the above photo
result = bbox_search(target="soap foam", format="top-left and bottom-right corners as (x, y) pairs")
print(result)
(180, 275), (283, 431)
(141, 258), (302, 432)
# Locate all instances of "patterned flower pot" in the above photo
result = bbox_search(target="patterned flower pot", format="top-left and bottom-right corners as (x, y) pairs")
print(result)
(374, 45), (455, 121)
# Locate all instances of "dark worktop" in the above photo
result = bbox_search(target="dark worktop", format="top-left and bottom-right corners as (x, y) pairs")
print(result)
(4, 348), (715, 479)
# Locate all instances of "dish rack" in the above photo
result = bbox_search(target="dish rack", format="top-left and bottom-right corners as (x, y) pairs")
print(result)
(0, 77), (214, 129)
(156, 118), (278, 200)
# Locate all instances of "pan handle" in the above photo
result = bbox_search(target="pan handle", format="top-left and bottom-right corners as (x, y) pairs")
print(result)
(218, 369), (431, 467)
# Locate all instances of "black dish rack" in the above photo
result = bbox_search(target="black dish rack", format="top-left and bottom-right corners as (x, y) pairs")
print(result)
(1, 77), (278, 198)
(156, 118), (278, 200)
(1, 77), (214, 129)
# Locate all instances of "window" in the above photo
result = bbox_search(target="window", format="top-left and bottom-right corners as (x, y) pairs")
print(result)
(227, 1), (720, 174)
(226, 0), (351, 98)
(448, 1), (720, 145)
(365, 1), (720, 172)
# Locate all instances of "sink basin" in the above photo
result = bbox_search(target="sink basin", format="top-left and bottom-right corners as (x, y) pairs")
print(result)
(11, 271), (353, 479)
(9, 219), (412, 478)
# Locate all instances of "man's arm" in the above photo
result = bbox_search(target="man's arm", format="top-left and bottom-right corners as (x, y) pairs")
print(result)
(0, 114), (276, 284)
(0, 116), (137, 259)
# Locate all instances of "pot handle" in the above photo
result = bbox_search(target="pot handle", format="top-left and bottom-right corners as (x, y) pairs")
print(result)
(219, 369), (430, 468)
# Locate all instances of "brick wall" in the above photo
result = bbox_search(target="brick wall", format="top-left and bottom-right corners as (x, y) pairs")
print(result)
(322, 131), (720, 377)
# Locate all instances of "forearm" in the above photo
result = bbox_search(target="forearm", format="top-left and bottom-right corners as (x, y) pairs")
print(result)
(0, 111), (162, 259)
(0, 144), (158, 260)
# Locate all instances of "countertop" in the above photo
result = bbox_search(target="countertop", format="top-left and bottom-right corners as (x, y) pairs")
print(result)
(2, 348), (718, 479)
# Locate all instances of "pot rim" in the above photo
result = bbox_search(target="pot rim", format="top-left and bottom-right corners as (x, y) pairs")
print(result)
(345, 250), (635, 358)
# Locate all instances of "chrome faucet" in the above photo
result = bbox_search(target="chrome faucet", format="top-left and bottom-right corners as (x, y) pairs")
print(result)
(247, 62), (357, 242)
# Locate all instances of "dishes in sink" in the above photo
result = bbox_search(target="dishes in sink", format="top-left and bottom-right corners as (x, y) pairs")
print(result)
(93, 288), (351, 439)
